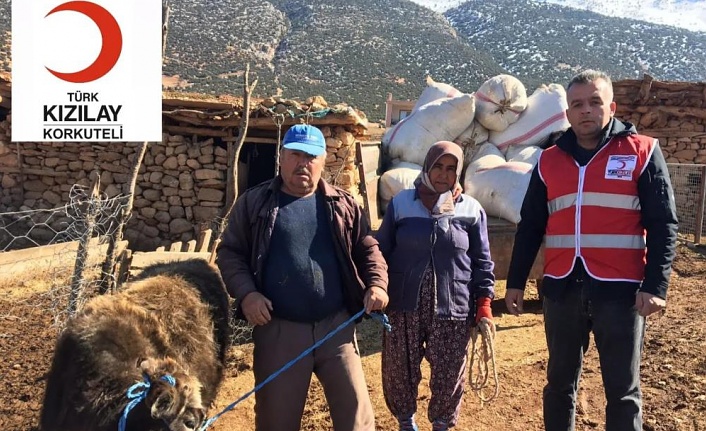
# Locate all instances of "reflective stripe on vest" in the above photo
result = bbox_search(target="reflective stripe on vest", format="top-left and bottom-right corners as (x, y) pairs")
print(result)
(548, 192), (641, 215)
(545, 234), (646, 249)
(538, 134), (654, 281)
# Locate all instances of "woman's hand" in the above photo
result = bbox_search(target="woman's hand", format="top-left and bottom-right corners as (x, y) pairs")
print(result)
(475, 296), (493, 324)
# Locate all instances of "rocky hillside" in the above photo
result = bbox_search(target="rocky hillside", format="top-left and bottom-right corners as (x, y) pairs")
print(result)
(161, 0), (507, 119)
(0, 0), (704, 120)
(446, 0), (706, 88)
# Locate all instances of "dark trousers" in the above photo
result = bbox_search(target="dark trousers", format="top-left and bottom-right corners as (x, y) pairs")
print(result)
(252, 310), (375, 431)
(543, 284), (645, 431)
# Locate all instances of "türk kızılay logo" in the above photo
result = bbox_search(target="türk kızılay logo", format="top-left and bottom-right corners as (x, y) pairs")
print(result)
(11, 0), (162, 142)
(45, 1), (123, 84)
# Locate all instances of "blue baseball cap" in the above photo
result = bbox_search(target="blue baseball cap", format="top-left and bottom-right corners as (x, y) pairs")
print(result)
(282, 124), (326, 157)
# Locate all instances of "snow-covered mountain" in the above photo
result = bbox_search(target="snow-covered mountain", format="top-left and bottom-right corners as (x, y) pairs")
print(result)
(410, 0), (706, 33)
(446, 0), (706, 86)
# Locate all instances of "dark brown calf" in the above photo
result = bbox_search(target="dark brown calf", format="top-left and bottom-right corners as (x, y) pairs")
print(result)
(40, 258), (231, 431)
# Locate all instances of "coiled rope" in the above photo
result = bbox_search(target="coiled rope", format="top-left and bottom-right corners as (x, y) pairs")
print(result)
(468, 317), (499, 403)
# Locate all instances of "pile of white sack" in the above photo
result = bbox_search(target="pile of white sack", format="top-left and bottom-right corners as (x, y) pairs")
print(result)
(380, 74), (571, 223)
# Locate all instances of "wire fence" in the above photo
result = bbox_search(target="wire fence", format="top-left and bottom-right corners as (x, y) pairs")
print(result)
(0, 186), (124, 253)
(1, 187), (255, 349)
(0, 184), (131, 328)
(667, 163), (706, 245)
(203, 215), (254, 346)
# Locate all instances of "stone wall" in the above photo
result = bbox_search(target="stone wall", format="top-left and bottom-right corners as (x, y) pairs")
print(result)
(613, 75), (706, 164)
(0, 122), (362, 251)
(3, 74), (705, 249)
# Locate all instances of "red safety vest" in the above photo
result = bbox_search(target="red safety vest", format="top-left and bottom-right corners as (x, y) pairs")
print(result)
(538, 134), (656, 282)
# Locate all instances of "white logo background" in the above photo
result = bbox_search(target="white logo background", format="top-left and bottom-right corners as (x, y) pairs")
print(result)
(11, 0), (162, 142)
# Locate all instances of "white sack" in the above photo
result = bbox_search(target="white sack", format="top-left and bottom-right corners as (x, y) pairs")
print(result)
(464, 143), (536, 224)
(462, 144), (480, 171)
(475, 74), (528, 132)
(454, 120), (489, 149)
(382, 94), (476, 166)
(379, 162), (422, 203)
(412, 76), (463, 112)
(379, 162), (422, 213)
(489, 84), (570, 153)
(464, 143), (505, 177)
(506, 144), (542, 166)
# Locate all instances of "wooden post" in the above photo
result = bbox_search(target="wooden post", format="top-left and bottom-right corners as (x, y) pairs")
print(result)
(384, 93), (393, 128)
(636, 74), (654, 105)
(225, 63), (257, 210)
(355, 140), (372, 226)
(162, 1), (170, 62)
(99, 142), (148, 293)
(213, 64), (258, 264)
(68, 175), (101, 316)
(115, 249), (133, 287)
(15, 142), (24, 204)
(694, 165), (706, 245)
(196, 228), (212, 252)
(226, 136), (234, 218)
(273, 114), (284, 177)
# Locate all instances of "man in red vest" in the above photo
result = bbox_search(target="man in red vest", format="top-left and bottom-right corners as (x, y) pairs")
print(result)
(505, 69), (678, 431)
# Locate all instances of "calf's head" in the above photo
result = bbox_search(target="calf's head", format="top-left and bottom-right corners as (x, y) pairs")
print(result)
(141, 358), (206, 431)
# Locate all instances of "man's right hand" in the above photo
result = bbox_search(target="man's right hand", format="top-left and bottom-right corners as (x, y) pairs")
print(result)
(504, 288), (525, 316)
(240, 292), (273, 326)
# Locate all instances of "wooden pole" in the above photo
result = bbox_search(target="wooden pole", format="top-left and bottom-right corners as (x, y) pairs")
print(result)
(68, 174), (101, 316)
(694, 165), (706, 245)
(273, 114), (284, 177)
(227, 63), (257, 208)
(162, 1), (170, 62)
(226, 132), (234, 215)
(101, 4), (168, 290)
(15, 142), (24, 204)
(211, 64), (257, 263)
(99, 142), (148, 293)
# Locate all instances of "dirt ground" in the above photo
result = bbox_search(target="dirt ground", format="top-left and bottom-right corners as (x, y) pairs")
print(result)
(1, 243), (704, 431)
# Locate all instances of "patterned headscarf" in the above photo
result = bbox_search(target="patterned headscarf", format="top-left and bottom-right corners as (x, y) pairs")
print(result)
(414, 141), (464, 216)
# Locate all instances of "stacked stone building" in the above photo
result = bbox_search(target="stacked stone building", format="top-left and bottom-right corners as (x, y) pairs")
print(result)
(1, 73), (705, 249)
(0, 73), (371, 250)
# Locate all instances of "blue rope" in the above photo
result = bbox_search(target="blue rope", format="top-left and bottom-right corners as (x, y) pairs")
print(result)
(370, 310), (392, 332)
(119, 373), (176, 431)
(199, 308), (391, 430)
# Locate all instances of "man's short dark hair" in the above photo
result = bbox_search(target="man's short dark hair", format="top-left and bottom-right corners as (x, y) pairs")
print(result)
(567, 69), (613, 92)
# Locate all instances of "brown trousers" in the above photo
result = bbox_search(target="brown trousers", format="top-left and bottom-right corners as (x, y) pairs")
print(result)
(252, 310), (375, 431)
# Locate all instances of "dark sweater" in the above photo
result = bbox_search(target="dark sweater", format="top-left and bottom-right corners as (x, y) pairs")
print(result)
(507, 118), (678, 300)
(261, 191), (344, 322)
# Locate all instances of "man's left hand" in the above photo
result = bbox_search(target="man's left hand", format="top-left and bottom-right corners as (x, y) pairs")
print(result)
(364, 285), (389, 313)
(636, 291), (666, 317)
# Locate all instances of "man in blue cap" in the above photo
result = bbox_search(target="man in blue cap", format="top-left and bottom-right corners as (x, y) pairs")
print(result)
(217, 124), (389, 430)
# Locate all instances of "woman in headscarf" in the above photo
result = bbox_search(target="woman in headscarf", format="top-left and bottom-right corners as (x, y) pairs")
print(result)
(376, 141), (496, 431)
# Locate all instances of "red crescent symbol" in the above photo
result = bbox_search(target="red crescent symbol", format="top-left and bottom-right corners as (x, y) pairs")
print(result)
(45, 1), (122, 83)
(617, 160), (626, 169)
